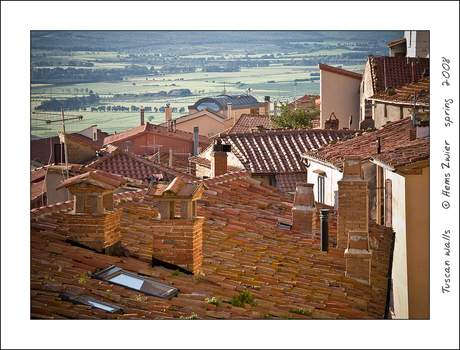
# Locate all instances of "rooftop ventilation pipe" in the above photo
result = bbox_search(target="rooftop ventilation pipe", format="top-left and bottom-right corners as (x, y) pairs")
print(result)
(193, 126), (199, 156)
(320, 209), (330, 252)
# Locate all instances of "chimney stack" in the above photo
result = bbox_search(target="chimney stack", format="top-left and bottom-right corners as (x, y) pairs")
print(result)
(227, 103), (232, 120)
(140, 108), (145, 125)
(210, 137), (230, 178)
(148, 177), (208, 277)
(165, 104), (172, 123)
(337, 156), (368, 249)
(56, 171), (129, 255)
(274, 101), (278, 116)
(169, 147), (173, 167)
(193, 126), (199, 156)
(344, 230), (372, 284)
(291, 183), (317, 235)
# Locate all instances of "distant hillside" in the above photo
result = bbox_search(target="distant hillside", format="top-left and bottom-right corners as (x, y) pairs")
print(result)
(31, 30), (402, 52)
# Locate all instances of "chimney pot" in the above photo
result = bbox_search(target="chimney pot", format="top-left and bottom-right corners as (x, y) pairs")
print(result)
(320, 209), (330, 252)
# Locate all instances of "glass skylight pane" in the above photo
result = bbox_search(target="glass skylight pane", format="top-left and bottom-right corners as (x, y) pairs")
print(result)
(87, 300), (117, 312)
(108, 273), (144, 290)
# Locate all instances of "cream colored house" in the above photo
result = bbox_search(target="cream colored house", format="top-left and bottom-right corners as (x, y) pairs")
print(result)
(318, 63), (362, 130)
(159, 108), (225, 138)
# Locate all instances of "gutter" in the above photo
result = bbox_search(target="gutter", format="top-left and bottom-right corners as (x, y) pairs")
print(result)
(369, 157), (396, 172)
(301, 154), (342, 172)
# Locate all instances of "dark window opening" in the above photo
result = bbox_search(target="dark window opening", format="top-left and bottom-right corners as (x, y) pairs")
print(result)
(93, 265), (179, 299)
(59, 290), (123, 314)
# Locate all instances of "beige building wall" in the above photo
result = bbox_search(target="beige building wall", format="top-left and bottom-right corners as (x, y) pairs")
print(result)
(320, 70), (361, 130)
(386, 170), (409, 319)
(360, 61), (375, 122)
(405, 166), (429, 319)
(174, 115), (224, 137)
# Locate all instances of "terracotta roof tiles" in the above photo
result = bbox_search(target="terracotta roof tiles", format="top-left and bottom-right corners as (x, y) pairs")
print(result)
(369, 77), (429, 105)
(369, 56), (429, 94)
(303, 117), (429, 170)
(103, 122), (211, 147)
(30, 170), (393, 320)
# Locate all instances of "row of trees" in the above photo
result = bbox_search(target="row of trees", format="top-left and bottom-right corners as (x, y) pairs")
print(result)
(35, 94), (100, 112)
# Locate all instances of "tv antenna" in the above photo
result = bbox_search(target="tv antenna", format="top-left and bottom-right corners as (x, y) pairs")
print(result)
(31, 108), (84, 179)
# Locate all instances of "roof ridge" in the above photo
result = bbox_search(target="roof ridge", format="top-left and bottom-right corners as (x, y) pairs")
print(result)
(193, 171), (251, 186)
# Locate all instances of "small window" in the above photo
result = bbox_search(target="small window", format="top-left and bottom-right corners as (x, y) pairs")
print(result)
(59, 290), (123, 314)
(93, 265), (179, 299)
(318, 175), (325, 204)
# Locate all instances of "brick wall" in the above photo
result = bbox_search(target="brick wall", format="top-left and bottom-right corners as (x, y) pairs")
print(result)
(337, 157), (368, 249)
(291, 208), (317, 234)
(151, 217), (204, 277)
(337, 180), (369, 248)
(344, 230), (372, 284)
(65, 209), (123, 252)
(211, 151), (228, 178)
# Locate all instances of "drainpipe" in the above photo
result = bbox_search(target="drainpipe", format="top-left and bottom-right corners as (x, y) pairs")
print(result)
(320, 209), (330, 252)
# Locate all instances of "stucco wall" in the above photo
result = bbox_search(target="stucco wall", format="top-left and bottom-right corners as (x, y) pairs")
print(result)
(360, 60), (375, 122)
(363, 161), (378, 222)
(386, 170), (409, 319)
(320, 69), (361, 130)
(176, 115), (224, 137)
(373, 102), (413, 129)
(405, 166), (429, 319)
(306, 161), (342, 209)
(46, 170), (70, 205)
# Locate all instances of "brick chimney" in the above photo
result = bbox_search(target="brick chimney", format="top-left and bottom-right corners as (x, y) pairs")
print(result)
(210, 137), (230, 178)
(148, 177), (208, 277)
(344, 230), (372, 284)
(291, 183), (317, 235)
(56, 171), (129, 254)
(140, 108), (145, 125)
(337, 156), (368, 249)
(165, 104), (172, 123)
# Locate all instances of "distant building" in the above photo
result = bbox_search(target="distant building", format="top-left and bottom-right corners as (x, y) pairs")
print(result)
(387, 31), (429, 58)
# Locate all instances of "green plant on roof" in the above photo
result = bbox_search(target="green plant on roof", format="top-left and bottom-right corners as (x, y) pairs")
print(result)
(289, 308), (312, 316)
(260, 311), (273, 319)
(44, 275), (53, 280)
(281, 312), (295, 319)
(106, 289), (112, 293)
(172, 269), (180, 276)
(78, 273), (87, 284)
(135, 294), (142, 301)
(205, 297), (222, 307)
(180, 312), (199, 319)
(370, 237), (380, 251)
(230, 290), (258, 307)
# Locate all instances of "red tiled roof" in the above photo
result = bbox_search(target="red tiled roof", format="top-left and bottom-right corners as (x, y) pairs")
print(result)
(222, 129), (359, 174)
(303, 117), (429, 170)
(30, 172), (394, 320)
(319, 63), (363, 80)
(87, 147), (197, 183)
(369, 56), (429, 94)
(369, 77), (429, 105)
(276, 173), (308, 193)
(103, 122), (211, 147)
(56, 170), (130, 191)
(227, 114), (273, 134)
(387, 38), (406, 47)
